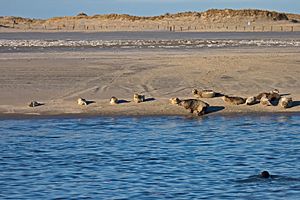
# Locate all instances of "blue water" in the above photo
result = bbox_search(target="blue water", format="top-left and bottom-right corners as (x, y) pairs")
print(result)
(0, 115), (299, 199)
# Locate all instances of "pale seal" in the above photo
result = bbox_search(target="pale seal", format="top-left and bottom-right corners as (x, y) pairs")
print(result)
(169, 97), (181, 105)
(110, 96), (119, 105)
(279, 97), (293, 108)
(133, 93), (145, 103)
(28, 101), (41, 107)
(77, 97), (88, 106)
(260, 94), (272, 106)
(245, 96), (257, 105)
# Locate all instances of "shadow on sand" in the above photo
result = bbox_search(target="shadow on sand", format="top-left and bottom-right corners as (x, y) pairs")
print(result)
(117, 99), (131, 104)
(144, 97), (156, 102)
(280, 93), (291, 97)
(206, 106), (225, 114)
(214, 92), (225, 97)
(86, 100), (96, 105)
(292, 101), (300, 107)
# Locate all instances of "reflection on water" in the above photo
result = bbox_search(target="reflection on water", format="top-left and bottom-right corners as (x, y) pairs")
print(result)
(0, 115), (299, 199)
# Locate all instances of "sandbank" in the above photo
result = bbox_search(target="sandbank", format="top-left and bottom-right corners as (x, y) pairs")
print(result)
(0, 47), (299, 118)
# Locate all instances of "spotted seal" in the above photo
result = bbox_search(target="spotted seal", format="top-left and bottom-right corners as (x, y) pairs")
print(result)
(179, 99), (209, 116)
(192, 89), (216, 98)
(222, 95), (246, 105)
(256, 89), (280, 101)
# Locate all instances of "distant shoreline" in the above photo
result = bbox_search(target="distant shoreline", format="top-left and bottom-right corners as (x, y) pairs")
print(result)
(1, 9), (300, 32)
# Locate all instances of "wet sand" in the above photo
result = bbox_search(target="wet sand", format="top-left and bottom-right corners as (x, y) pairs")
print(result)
(0, 47), (299, 117)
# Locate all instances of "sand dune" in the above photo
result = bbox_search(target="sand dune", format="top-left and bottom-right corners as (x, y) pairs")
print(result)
(1, 9), (300, 32)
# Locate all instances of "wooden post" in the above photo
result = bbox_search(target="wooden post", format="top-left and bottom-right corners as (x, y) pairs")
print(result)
(180, 27), (183, 31)
(253, 26), (255, 31)
(291, 26), (294, 32)
(244, 26), (246, 31)
(281, 26), (283, 31)
(158, 25), (159, 30)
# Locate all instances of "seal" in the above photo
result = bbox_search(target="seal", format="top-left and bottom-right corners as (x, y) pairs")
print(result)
(222, 95), (246, 105)
(169, 97), (181, 105)
(256, 89), (280, 101)
(178, 99), (209, 116)
(279, 97), (293, 108)
(192, 89), (215, 98)
(110, 96), (119, 105)
(133, 93), (145, 103)
(260, 94), (272, 106)
(260, 171), (270, 178)
(245, 96), (257, 105)
(77, 97), (87, 106)
(28, 101), (41, 107)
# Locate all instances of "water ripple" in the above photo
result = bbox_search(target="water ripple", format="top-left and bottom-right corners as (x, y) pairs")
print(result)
(0, 115), (299, 199)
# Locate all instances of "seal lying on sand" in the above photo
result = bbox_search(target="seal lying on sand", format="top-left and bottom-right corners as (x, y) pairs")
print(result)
(77, 97), (88, 106)
(169, 97), (181, 105)
(260, 94), (272, 106)
(222, 95), (246, 105)
(279, 97), (293, 108)
(192, 89), (216, 98)
(110, 96), (119, 105)
(133, 93), (145, 103)
(178, 99), (209, 116)
(28, 101), (42, 107)
(245, 96), (257, 105)
(256, 89), (280, 101)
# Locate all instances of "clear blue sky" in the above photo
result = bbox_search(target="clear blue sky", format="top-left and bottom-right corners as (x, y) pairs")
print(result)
(1, 0), (300, 19)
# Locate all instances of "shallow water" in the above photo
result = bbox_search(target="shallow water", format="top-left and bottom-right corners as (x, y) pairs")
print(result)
(0, 31), (300, 52)
(0, 114), (299, 199)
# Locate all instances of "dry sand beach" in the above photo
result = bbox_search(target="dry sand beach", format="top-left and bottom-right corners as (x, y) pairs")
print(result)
(0, 46), (299, 117)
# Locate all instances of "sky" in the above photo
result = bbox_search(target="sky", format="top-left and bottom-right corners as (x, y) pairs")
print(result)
(1, 0), (300, 19)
